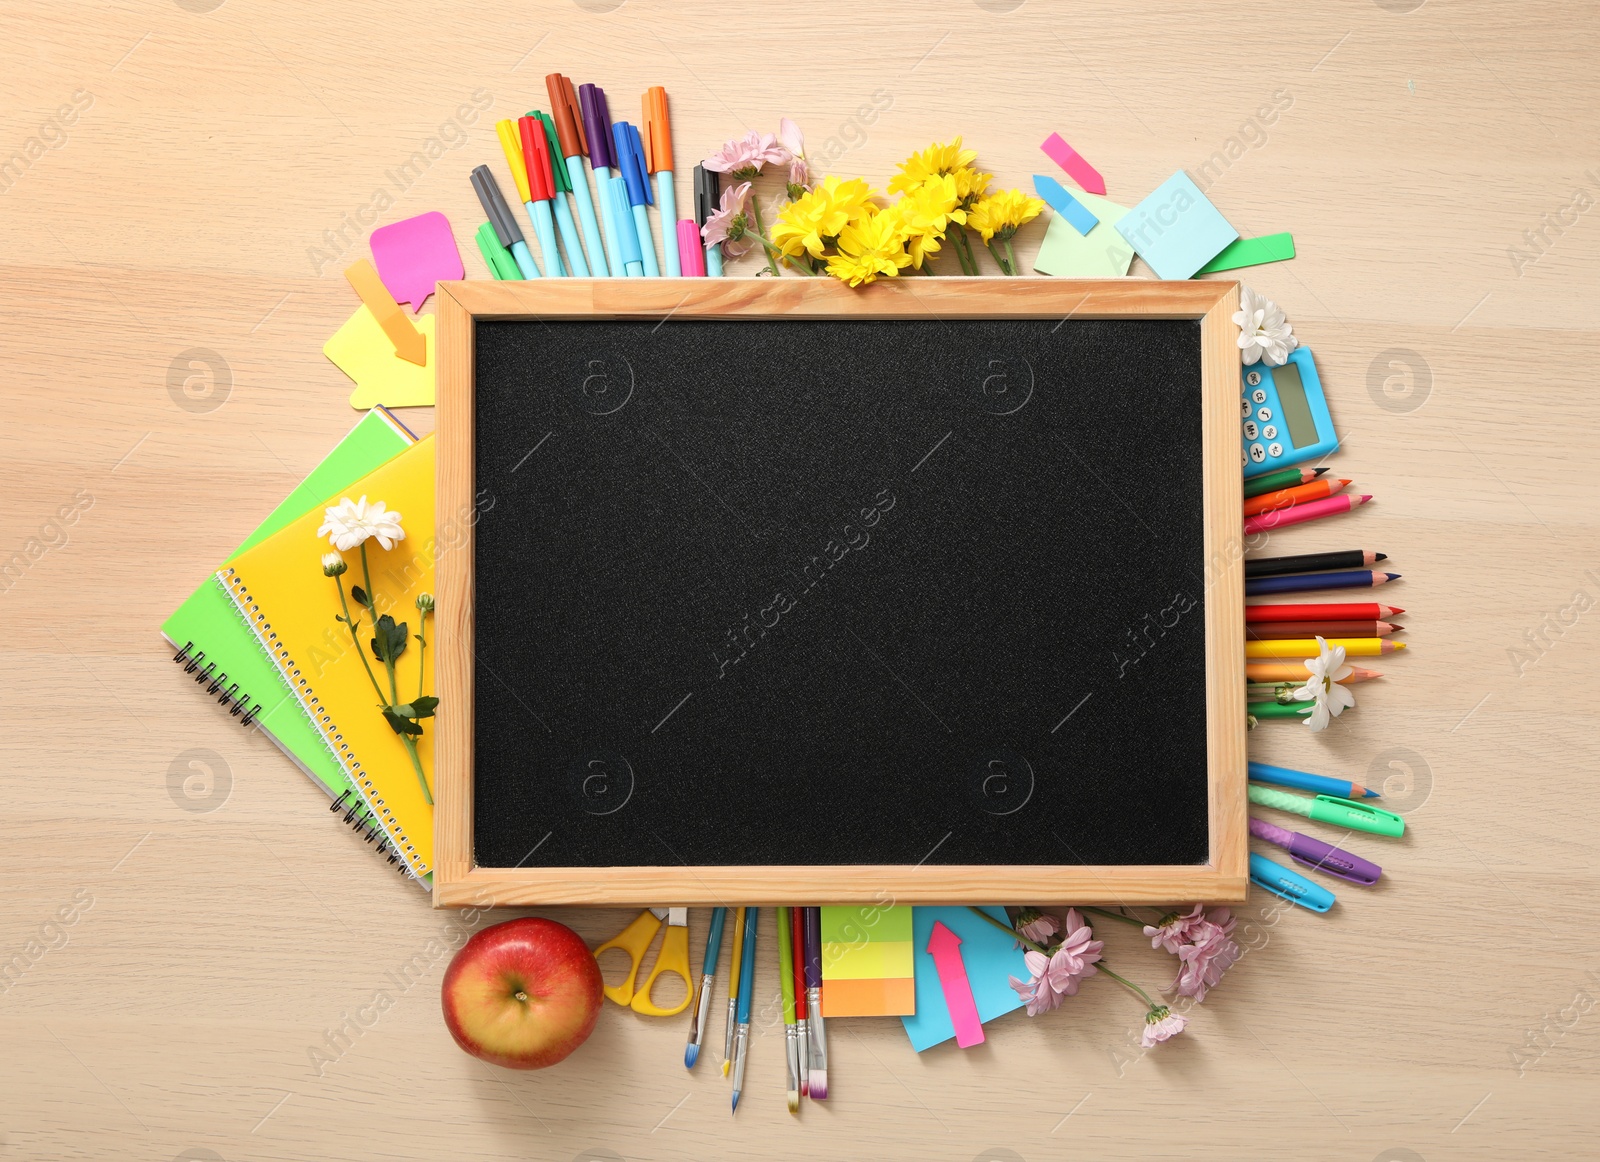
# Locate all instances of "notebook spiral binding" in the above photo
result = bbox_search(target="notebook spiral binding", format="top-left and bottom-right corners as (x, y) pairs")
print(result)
(330, 790), (409, 873)
(172, 641), (264, 727)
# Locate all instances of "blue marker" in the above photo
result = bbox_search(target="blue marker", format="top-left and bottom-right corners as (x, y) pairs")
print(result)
(469, 166), (539, 279)
(1249, 852), (1337, 913)
(606, 175), (645, 277)
(1033, 174), (1099, 236)
(613, 121), (661, 276)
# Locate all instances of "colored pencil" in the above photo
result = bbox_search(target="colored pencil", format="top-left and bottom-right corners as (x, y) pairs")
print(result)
(1243, 466), (1328, 499)
(791, 905), (810, 1098)
(1247, 682), (1308, 703)
(1247, 638), (1405, 658)
(1247, 620), (1400, 640)
(1248, 662), (1381, 683)
(1246, 603), (1404, 623)
(1244, 493), (1371, 536)
(1247, 571), (1399, 597)
(722, 906), (745, 1076)
(1245, 550), (1387, 578)
(1249, 699), (1317, 721)
(1243, 478), (1350, 518)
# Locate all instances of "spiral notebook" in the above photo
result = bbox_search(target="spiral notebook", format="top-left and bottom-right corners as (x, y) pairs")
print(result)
(218, 436), (437, 882)
(159, 408), (417, 878)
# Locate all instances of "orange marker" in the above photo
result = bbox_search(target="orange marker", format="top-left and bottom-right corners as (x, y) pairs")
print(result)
(344, 259), (426, 366)
(1243, 477), (1351, 519)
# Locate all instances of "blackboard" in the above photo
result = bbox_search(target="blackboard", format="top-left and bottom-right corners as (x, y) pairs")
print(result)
(433, 280), (1246, 907)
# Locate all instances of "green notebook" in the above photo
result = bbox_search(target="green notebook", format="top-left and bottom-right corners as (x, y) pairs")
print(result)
(160, 408), (415, 851)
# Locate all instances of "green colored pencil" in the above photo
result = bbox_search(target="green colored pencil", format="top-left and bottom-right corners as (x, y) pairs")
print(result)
(1246, 699), (1316, 728)
(1246, 682), (1304, 703)
(1244, 466), (1327, 499)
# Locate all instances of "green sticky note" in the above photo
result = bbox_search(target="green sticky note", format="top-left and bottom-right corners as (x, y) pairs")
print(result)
(1032, 190), (1135, 278)
(1195, 232), (1295, 275)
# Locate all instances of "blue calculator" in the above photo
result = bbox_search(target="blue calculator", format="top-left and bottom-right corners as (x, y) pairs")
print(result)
(1241, 346), (1338, 478)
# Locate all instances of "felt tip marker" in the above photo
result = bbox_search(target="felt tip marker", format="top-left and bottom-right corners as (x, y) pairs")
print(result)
(1250, 818), (1382, 885)
(1250, 852), (1336, 912)
(695, 164), (722, 276)
(578, 83), (623, 277)
(545, 74), (611, 276)
(1248, 785), (1405, 837)
(613, 121), (660, 276)
(469, 165), (539, 278)
(677, 220), (706, 276)
(604, 173), (645, 276)
(643, 86), (679, 276)
(528, 110), (591, 277)
(497, 119), (563, 277)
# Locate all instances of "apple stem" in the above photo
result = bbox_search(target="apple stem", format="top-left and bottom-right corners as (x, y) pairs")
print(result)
(514, 990), (529, 1003)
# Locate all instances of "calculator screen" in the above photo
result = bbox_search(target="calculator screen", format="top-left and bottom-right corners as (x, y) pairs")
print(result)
(1273, 362), (1319, 448)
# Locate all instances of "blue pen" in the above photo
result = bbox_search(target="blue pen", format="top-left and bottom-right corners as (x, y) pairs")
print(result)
(579, 84), (624, 278)
(469, 166), (540, 279)
(546, 74), (611, 277)
(1249, 760), (1380, 800)
(695, 164), (723, 276)
(730, 906), (758, 1111)
(1249, 852), (1337, 912)
(685, 907), (726, 1069)
(643, 86), (679, 276)
(606, 175), (645, 277)
(1032, 173), (1099, 236)
(613, 122), (661, 276)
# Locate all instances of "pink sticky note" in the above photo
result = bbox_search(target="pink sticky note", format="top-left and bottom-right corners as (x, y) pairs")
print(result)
(1040, 133), (1107, 196)
(369, 211), (464, 311)
(927, 921), (985, 1049)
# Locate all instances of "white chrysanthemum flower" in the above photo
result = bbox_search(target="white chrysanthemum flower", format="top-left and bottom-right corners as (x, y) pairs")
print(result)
(321, 552), (348, 577)
(316, 495), (406, 552)
(1292, 635), (1356, 731)
(1234, 285), (1297, 367)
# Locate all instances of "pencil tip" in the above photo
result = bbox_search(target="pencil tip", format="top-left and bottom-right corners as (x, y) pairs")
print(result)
(1312, 467), (1329, 476)
(1363, 788), (1381, 798)
(1359, 495), (1373, 503)
(684, 1045), (698, 1069)
(1375, 552), (1388, 561)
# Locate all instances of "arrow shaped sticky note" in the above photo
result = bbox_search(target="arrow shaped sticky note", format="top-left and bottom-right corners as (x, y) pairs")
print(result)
(1040, 132), (1106, 195)
(324, 305), (436, 409)
(926, 921), (984, 1048)
(1033, 174), (1100, 236)
(344, 259), (427, 366)
(1194, 232), (1296, 275)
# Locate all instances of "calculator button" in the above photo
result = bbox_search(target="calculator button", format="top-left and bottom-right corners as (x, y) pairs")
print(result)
(1267, 442), (1283, 458)
(1241, 399), (1252, 418)
(1245, 371), (1263, 387)
(1257, 406), (1272, 422)
(1243, 420), (1258, 439)
(1262, 424), (1278, 440)
(1251, 388), (1267, 404)
(1248, 443), (1266, 463)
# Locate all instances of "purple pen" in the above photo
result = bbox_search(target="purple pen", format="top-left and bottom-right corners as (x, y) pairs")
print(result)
(803, 906), (829, 1100)
(1250, 818), (1382, 885)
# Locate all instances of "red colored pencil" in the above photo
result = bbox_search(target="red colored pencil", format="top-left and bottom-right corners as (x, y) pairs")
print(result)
(1246, 602), (1404, 623)
(791, 905), (810, 1097)
(1246, 620), (1401, 640)
(1243, 478), (1350, 518)
(1243, 493), (1372, 536)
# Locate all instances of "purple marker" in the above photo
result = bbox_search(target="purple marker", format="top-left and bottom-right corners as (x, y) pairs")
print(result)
(578, 84), (622, 274)
(1250, 818), (1382, 885)
(803, 907), (828, 1099)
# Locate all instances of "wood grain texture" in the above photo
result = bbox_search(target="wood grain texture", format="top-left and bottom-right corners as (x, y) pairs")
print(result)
(3, 1), (1597, 1158)
(435, 277), (1246, 907)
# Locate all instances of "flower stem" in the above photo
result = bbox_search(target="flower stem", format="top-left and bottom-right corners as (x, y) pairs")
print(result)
(966, 906), (1048, 954)
(1005, 238), (1020, 275)
(953, 228), (979, 275)
(1083, 906), (1148, 929)
(399, 733), (433, 805)
(988, 240), (1015, 276)
(361, 543), (400, 705)
(1097, 962), (1157, 1010)
(335, 576), (390, 707)
(748, 198), (780, 277)
(416, 610), (428, 701)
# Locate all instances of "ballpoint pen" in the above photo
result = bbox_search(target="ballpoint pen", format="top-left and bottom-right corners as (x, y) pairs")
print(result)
(723, 906), (745, 1076)
(686, 906), (726, 1069)
(694, 163), (722, 276)
(603, 173), (644, 276)
(777, 907), (800, 1114)
(469, 166), (539, 279)
(528, 110), (591, 277)
(545, 74), (611, 276)
(803, 906), (827, 1099)
(731, 907), (758, 1111)
(643, 86), (679, 276)
(1250, 818), (1382, 884)
(578, 83), (622, 276)
(497, 119), (563, 277)
(790, 904), (809, 1098)
(613, 121), (660, 276)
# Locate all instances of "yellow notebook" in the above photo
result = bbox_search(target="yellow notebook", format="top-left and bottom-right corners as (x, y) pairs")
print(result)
(218, 436), (436, 881)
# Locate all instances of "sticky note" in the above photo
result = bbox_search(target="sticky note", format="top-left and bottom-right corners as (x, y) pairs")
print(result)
(369, 211), (463, 311)
(1033, 175), (1099, 236)
(1032, 190), (1136, 278)
(1115, 172), (1239, 280)
(901, 907), (1030, 1052)
(1040, 132), (1106, 195)
(1195, 232), (1296, 275)
(324, 305), (436, 409)
(820, 904), (915, 1017)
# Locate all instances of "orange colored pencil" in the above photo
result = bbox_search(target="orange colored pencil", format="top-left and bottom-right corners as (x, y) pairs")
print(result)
(1247, 663), (1381, 683)
(1243, 478), (1351, 519)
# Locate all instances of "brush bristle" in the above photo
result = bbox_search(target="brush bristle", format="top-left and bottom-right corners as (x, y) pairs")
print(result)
(721, 1059), (730, 1077)
(786, 1090), (800, 1114)
(809, 1070), (827, 1100)
(684, 1044), (699, 1069)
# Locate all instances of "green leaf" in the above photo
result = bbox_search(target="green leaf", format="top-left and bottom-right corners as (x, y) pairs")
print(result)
(369, 615), (409, 664)
(393, 696), (438, 720)
(350, 585), (368, 607)
(381, 706), (424, 736)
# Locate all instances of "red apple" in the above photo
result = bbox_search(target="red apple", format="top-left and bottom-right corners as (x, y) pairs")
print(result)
(441, 917), (604, 1069)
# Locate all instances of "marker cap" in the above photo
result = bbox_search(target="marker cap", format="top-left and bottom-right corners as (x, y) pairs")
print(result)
(470, 165), (524, 249)
(578, 83), (614, 169)
(1249, 853), (1336, 912)
(694, 163), (719, 227)
(496, 119), (532, 204)
(1308, 795), (1405, 838)
(519, 116), (554, 202)
(607, 176), (643, 268)
(643, 86), (673, 173)
(527, 112), (574, 194)
(612, 122), (652, 206)
(676, 219), (706, 276)
(1285, 832), (1382, 886)
(544, 74), (587, 158)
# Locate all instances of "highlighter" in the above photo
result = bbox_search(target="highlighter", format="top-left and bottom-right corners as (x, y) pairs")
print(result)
(1249, 852), (1336, 913)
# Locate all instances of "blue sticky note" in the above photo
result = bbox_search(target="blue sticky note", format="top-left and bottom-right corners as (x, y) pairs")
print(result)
(1033, 174), (1099, 236)
(1115, 171), (1239, 279)
(901, 906), (1030, 1052)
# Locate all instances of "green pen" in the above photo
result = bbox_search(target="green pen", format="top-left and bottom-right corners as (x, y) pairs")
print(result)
(1248, 785), (1405, 837)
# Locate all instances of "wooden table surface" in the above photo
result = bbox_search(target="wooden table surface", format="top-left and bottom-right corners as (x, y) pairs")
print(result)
(3, 2), (1595, 1158)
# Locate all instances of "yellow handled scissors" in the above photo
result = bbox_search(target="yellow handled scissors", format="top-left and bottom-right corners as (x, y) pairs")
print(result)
(593, 907), (693, 1016)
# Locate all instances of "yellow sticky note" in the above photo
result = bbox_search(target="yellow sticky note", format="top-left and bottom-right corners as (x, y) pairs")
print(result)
(324, 305), (436, 408)
(1032, 190), (1135, 278)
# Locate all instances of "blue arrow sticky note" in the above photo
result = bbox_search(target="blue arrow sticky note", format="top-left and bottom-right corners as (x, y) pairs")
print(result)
(1033, 174), (1099, 236)
(901, 906), (1030, 1052)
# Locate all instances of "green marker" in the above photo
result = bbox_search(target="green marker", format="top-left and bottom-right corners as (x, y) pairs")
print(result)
(1248, 785), (1405, 838)
(475, 222), (520, 281)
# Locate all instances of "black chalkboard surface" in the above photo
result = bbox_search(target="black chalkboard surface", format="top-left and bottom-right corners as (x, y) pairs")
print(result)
(433, 279), (1246, 906)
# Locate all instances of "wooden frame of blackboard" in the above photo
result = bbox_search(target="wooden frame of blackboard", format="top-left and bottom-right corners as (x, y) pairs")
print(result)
(431, 277), (1246, 908)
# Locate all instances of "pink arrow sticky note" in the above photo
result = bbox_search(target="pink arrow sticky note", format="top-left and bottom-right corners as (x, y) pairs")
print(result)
(1040, 132), (1107, 196)
(369, 211), (464, 312)
(926, 921), (984, 1048)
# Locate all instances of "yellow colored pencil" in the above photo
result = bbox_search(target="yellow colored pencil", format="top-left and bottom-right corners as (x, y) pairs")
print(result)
(1246, 638), (1405, 659)
(722, 906), (745, 1077)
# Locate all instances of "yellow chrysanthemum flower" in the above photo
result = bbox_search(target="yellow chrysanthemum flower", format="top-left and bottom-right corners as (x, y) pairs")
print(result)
(966, 188), (1047, 243)
(826, 205), (913, 287)
(772, 176), (875, 260)
(953, 166), (992, 206)
(890, 174), (964, 268)
(888, 137), (980, 196)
